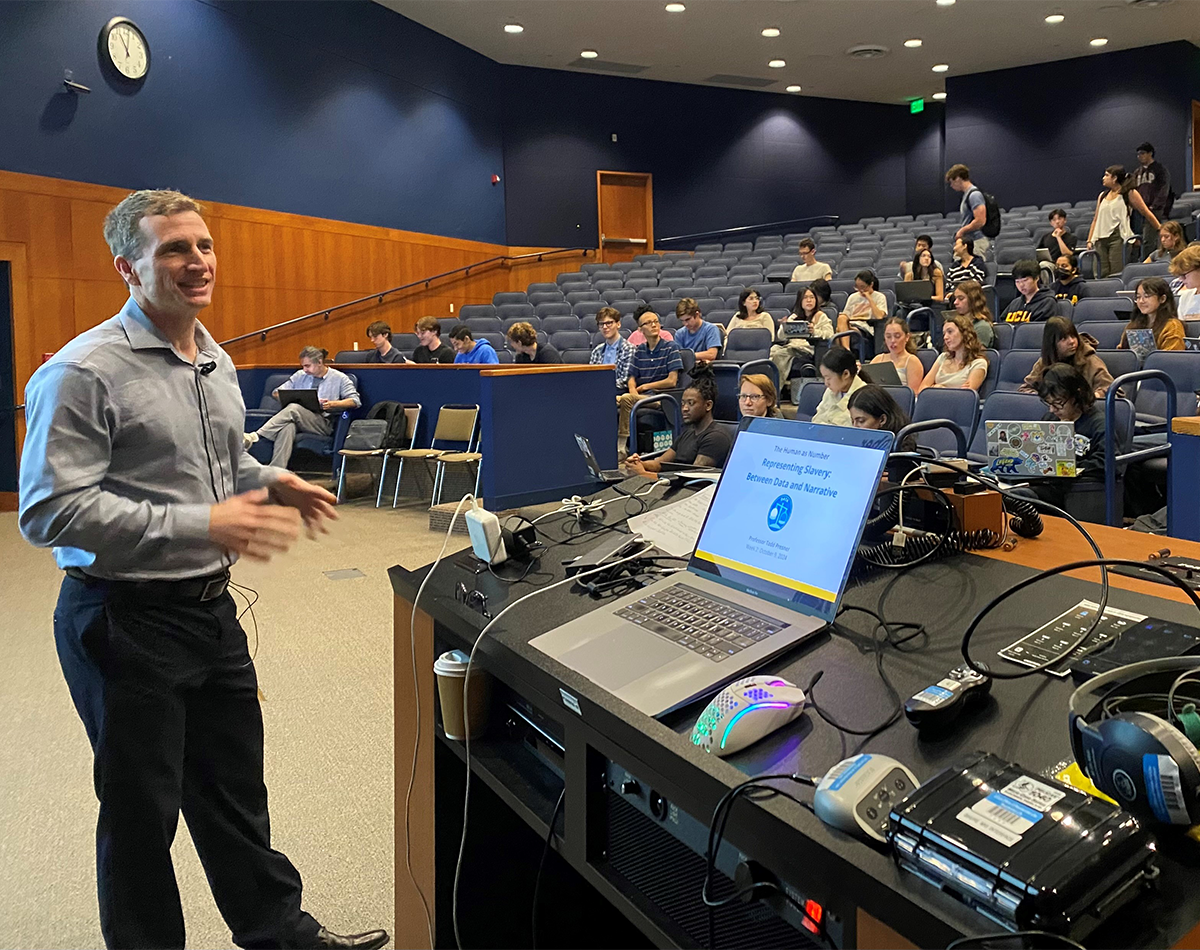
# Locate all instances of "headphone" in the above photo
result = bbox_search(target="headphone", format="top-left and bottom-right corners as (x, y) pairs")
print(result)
(1069, 657), (1200, 825)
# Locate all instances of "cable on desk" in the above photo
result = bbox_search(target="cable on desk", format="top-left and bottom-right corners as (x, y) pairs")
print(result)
(530, 786), (566, 950)
(945, 931), (1085, 949)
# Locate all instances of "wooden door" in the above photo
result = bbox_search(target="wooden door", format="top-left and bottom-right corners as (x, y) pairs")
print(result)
(597, 171), (653, 263)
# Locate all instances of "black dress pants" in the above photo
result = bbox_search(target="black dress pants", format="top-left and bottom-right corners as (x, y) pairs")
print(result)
(53, 575), (320, 950)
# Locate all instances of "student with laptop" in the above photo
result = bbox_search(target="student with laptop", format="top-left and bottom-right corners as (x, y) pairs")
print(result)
(1038, 209), (1078, 262)
(867, 316), (924, 394)
(770, 281), (835, 388)
(919, 313), (988, 392)
(1117, 277), (1185, 361)
(949, 279), (996, 349)
(626, 377), (731, 477)
(1018, 317), (1113, 399)
(1001, 260), (1057, 324)
(835, 270), (887, 351)
(1026, 364), (1107, 508)
(244, 346), (361, 466)
(813, 346), (866, 426)
(903, 246), (944, 303)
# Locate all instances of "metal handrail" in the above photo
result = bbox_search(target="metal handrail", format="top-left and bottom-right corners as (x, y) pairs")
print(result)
(218, 246), (596, 347)
(656, 215), (840, 246)
(1105, 369), (1174, 531)
(897, 418), (968, 459)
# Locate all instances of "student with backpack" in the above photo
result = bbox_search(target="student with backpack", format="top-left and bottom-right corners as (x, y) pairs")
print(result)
(946, 163), (1000, 260)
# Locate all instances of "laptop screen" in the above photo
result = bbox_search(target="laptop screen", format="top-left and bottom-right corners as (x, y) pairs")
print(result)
(688, 417), (892, 623)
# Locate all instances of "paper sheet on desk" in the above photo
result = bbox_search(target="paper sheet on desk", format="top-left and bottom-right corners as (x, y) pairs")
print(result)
(626, 484), (716, 558)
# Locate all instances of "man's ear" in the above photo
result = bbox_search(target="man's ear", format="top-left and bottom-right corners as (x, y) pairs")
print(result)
(114, 256), (139, 287)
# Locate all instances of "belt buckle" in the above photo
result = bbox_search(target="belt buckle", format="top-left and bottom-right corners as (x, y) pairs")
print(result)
(200, 574), (229, 601)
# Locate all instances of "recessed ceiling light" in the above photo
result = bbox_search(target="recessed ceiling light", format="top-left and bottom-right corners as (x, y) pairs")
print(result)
(762, 27), (781, 37)
(1090, 37), (1109, 46)
(904, 39), (923, 48)
(786, 85), (802, 93)
(933, 91), (947, 100)
(665, 2), (686, 12)
(580, 49), (598, 59)
(1045, 13), (1065, 23)
(935, 0), (956, 6)
(932, 63), (949, 72)
(768, 59), (786, 68)
(503, 23), (523, 33)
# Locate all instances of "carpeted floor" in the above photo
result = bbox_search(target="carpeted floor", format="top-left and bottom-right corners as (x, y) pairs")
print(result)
(0, 486), (470, 950)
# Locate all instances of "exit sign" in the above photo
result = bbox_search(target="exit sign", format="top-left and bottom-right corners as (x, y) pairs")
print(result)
(910, 98), (925, 114)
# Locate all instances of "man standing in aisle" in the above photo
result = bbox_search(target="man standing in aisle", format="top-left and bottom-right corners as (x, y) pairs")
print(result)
(946, 164), (991, 260)
(18, 189), (389, 950)
(1132, 142), (1172, 257)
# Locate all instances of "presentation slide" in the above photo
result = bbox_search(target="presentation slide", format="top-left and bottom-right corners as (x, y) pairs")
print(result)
(694, 430), (883, 608)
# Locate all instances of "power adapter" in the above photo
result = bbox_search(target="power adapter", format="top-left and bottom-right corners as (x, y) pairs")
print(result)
(466, 502), (507, 565)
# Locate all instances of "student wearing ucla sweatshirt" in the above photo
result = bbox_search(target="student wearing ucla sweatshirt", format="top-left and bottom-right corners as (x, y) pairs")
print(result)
(1001, 260), (1057, 324)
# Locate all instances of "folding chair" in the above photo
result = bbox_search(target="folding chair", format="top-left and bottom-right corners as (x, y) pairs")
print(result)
(389, 404), (480, 508)
(336, 403), (421, 507)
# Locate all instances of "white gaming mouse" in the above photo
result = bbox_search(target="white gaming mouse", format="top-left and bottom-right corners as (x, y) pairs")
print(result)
(690, 675), (808, 757)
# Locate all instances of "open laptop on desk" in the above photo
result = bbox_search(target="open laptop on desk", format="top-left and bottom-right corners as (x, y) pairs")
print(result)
(532, 417), (894, 716)
(896, 280), (935, 304)
(984, 420), (1076, 478)
(576, 433), (625, 483)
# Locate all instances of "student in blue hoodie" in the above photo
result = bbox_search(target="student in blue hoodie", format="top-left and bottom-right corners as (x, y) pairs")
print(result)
(449, 325), (499, 364)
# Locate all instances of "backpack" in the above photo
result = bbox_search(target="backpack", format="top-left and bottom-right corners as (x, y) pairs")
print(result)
(343, 401), (409, 452)
(968, 187), (1002, 238)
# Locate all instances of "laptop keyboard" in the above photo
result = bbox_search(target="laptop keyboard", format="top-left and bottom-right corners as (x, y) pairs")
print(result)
(614, 584), (790, 662)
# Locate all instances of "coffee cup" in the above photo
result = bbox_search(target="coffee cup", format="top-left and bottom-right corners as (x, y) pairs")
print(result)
(434, 649), (491, 740)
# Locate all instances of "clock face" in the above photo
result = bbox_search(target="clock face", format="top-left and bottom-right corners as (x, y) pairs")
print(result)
(103, 19), (149, 80)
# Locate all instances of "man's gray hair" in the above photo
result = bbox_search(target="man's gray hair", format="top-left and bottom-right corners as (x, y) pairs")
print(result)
(102, 189), (203, 260)
(299, 346), (329, 363)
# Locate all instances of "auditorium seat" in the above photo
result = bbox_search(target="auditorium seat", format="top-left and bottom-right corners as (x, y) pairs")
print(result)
(633, 254), (661, 265)
(966, 392), (1045, 461)
(457, 304), (495, 321)
(1075, 278), (1126, 299)
(995, 246), (1037, 267)
(1073, 297), (1133, 324)
(559, 281), (591, 296)
(1080, 322), (1127, 349)
(723, 328), (772, 364)
(793, 380), (825, 422)
(526, 282), (559, 296)
(556, 271), (586, 286)
(671, 286), (709, 299)
(1012, 324), (1045, 349)
(694, 297), (725, 314)
(602, 288), (636, 304)
(637, 286), (673, 302)
(660, 266), (693, 280)
(502, 315), (540, 333)
(695, 243), (724, 254)
(991, 323), (1014, 351)
(711, 284), (745, 302)
(1097, 349), (1138, 382)
(912, 388), (979, 456)
(334, 350), (372, 363)
(536, 301), (572, 319)
(580, 263), (611, 277)
(541, 315), (582, 334)
(394, 333), (419, 353)
(492, 292), (528, 307)
(561, 348), (592, 365)
(564, 290), (600, 305)
(527, 291), (565, 307)
(1008, 205), (1038, 214)
(592, 278), (624, 293)
(996, 350), (1039, 392)
(611, 262), (639, 276)
(495, 303), (535, 321)
(571, 302), (602, 319)
(1121, 263), (1171, 288)
(724, 241), (753, 255)
(1137, 351), (1200, 424)
(708, 309), (736, 327)
(765, 293), (794, 311)
(551, 330), (592, 352)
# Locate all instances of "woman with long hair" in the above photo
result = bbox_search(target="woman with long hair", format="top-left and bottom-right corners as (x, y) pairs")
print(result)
(905, 246), (944, 301)
(1018, 316), (1113, 398)
(770, 282), (834, 386)
(726, 287), (775, 336)
(1118, 276), (1185, 359)
(835, 269), (887, 351)
(1145, 220), (1186, 264)
(949, 279), (995, 349)
(848, 384), (919, 479)
(919, 313), (988, 392)
(1087, 164), (1160, 277)
(868, 316), (924, 394)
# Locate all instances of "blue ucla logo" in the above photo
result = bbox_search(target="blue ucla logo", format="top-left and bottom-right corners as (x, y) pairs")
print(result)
(767, 494), (792, 532)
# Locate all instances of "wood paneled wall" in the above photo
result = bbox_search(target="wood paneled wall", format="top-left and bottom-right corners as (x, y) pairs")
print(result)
(0, 169), (593, 407)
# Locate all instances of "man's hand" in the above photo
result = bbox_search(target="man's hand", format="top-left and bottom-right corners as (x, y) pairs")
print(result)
(269, 471), (339, 536)
(209, 489), (303, 561)
(625, 453), (641, 465)
(320, 398), (331, 410)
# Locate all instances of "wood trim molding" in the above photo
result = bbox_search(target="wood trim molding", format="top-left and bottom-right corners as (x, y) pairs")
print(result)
(0, 492), (17, 513)
(480, 364), (610, 376)
(1172, 416), (1200, 436)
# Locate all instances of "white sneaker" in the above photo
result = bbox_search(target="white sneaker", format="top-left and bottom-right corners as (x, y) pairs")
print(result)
(243, 431), (259, 449)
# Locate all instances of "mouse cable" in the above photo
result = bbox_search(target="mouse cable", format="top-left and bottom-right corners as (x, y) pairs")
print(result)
(530, 785), (566, 950)
(946, 930), (1085, 950)
(451, 545), (665, 950)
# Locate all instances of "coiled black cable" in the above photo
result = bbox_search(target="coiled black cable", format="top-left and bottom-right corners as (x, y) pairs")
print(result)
(1003, 495), (1044, 538)
(858, 528), (1001, 568)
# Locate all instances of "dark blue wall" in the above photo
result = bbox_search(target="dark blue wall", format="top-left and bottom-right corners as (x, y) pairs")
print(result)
(943, 41), (1199, 213)
(0, 0), (507, 243)
(501, 66), (924, 247)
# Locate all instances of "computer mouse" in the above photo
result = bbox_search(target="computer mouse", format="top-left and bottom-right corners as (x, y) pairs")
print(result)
(690, 675), (807, 757)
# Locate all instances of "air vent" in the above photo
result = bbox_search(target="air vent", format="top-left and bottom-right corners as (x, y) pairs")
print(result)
(845, 44), (890, 59)
(704, 73), (778, 88)
(569, 58), (648, 74)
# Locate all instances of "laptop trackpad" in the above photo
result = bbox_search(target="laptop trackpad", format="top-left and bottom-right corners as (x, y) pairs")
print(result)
(558, 627), (681, 690)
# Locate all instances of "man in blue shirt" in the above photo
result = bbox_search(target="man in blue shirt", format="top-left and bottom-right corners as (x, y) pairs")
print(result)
(449, 325), (499, 364)
(671, 298), (722, 363)
(616, 310), (683, 443)
(588, 306), (633, 393)
(947, 163), (990, 260)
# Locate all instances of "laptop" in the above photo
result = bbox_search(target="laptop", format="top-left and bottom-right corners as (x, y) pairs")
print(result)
(532, 417), (894, 716)
(984, 420), (1077, 478)
(1036, 248), (1054, 264)
(781, 321), (812, 340)
(858, 361), (903, 387)
(278, 388), (323, 414)
(896, 280), (935, 304)
(575, 433), (625, 483)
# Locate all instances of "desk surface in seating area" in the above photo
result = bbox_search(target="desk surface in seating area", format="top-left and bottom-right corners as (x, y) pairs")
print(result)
(235, 362), (616, 509)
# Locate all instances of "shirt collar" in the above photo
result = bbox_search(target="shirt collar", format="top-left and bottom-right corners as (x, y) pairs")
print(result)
(118, 297), (220, 365)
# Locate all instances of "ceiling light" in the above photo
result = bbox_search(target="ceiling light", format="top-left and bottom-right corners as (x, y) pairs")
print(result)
(768, 59), (786, 68)
(1090, 37), (1109, 46)
(933, 92), (947, 100)
(786, 85), (802, 93)
(1045, 13), (1065, 23)
(503, 23), (523, 33)
(932, 63), (949, 72)
(762, 27), (781, 37)
(935, 0), (956, 6)
(904, 39), (923, 48)
(580, 49), (598, 59)
(665, 3), (686, 11)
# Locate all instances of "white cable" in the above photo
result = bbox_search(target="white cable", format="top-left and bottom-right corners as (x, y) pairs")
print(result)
(405, 492), (475, 950)
(451, 545), (654, 949)
(530, 479), (668, 526)
(896, 463), (923, 539)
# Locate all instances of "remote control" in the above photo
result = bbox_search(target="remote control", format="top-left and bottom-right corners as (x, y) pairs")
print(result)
(904, 664), (992, 730)
(814, 754), (920, 842)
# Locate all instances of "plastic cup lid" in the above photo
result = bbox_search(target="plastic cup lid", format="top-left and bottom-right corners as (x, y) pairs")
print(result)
(434, 649), (471, 675)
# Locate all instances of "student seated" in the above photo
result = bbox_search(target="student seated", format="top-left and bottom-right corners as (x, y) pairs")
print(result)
(738, 372), (783, 418)
(1117, 277), (1184, 360)
(626, 377), (731, 476)
(628, 302), (674, 345)
(950, 279), (996, 349)
(791, 238), (834, 283)
(244, 346), (362, 467)
(904, 247), (944, 302)
(450, 325), (499, 364)
(836, 270), (887, 349)
(1001, 260), (1056, 323)
(1027, 364), (1106, 509)
(869, 316), (924, 394)
(726, 288), (775, 336)
(943, 237), (986, 297)
(589, 306), (634, 392)
(770, 281), (835, 386)
(1049, 254), (1084, 305)
(1170, 245), (1200, 320)
(919, 313), (988, 392)
(847, 384), (919, 480)
(616, 310), (683, 442)
(1145, 221), (1185, 264)
(412, 316), (455, 363)
(1018, 317), (1113, 399)
(506, 321), (562, 363)
(1038, 208), (1078, 262)
(898, 234), (944, 279)
(364, 320), (407, 362)
(673, 298), (722, 363)
(813, 346), (866, 427)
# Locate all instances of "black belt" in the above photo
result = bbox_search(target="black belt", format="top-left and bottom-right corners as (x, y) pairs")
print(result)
(65, 567), (231, 602)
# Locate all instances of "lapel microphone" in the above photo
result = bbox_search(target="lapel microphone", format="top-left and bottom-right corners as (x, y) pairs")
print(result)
(199, 361), (217, 376)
